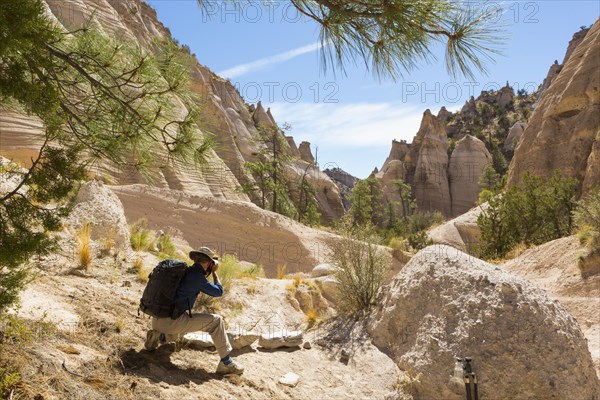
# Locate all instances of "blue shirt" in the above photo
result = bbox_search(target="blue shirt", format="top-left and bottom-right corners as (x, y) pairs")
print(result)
(172, 263), (223, 311)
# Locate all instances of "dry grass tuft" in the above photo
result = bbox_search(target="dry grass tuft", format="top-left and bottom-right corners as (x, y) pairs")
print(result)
(505, 242), (529, 260)
(77, 222), (92, 270)
(100, 237), (114, 257)
(293, 274), (302, 287)
(246, 285), (258, 295)
(115, 318), (124, 334)
(285, 283), (296, 294)
(276, 264), (287, 280)
(305, 308), (318, 327)
(132, 256), (148, 283)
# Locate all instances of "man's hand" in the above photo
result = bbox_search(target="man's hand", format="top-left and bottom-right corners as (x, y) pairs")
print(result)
(212, 271), (220, 285)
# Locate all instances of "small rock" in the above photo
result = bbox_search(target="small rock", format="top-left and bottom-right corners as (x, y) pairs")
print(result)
(279, 372), (300, 387)
(303, 341), (311, 350)
(122, 280), (131, 287)
(311, 263), (337, 278)
(340, 348), (351, 363)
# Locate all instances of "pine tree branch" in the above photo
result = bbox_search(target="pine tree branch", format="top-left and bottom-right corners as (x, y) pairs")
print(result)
(0, 135), (49, 203)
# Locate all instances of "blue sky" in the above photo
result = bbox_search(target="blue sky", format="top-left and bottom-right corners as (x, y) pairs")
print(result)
(148, 1), (599, 178)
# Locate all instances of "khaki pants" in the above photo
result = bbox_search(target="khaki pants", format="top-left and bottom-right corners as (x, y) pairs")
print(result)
(152, 312), (232, 359)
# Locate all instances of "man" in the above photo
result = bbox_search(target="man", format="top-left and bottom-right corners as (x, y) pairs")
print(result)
(144, 247), (244, 375)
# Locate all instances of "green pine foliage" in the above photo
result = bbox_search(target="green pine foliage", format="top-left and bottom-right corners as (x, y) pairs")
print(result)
(477, 171), (578, 259)
(198, 0), (505, 80)
(0, 0), (211, 313)
(240, 124), (297, 218)
(348, 177), (385, 227)
(295, 167), (322, 227)
(478, 165), (503, 193)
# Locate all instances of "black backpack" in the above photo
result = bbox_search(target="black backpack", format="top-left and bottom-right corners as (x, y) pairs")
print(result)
(139, 259), (190, 319)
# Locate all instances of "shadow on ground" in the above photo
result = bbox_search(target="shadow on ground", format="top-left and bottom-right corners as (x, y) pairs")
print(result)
(118, 344), (222, 385)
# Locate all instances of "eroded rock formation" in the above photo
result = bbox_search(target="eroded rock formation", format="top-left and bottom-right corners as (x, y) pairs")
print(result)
(0, 0), (346, 222)
(408, 110), (451, 216)
(508, 20), (600, 194)
(298, 141), (315, 164)
(449, 135), (492, 216)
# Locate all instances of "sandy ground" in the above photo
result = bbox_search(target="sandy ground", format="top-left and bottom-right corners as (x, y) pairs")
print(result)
(7, 244), (405, 400)
(502, 236), (600, 377)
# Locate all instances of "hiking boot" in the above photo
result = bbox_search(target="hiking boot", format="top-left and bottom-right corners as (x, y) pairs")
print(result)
(144, 329), (161, 351)
(216, 360), (244, 375)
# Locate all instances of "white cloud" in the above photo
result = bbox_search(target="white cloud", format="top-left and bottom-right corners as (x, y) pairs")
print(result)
(270, 101), (425, 148)
(218, 42), (327, 79)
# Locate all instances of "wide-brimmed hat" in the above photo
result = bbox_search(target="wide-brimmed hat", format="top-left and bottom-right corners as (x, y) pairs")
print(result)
(189, 247), (219, 264)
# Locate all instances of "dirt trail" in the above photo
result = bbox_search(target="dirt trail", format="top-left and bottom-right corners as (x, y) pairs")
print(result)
(502, 236), (600, 376)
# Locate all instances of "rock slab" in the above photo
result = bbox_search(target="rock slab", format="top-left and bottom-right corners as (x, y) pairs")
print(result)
(258, 330), (303, 349)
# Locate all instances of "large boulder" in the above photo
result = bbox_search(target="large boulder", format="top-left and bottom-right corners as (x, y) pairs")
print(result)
(368, 245), (599, 400)
(68, 180), (130, 249)
(313, 276), (338, 304)
(448, 135), (492, 217)
(311, 263), (337, 278)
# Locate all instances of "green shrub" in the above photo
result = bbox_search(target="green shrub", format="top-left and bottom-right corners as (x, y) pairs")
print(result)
(302, 202), (321, 227)
(477, 171), (578, 259)
(130, 218), (153, 251)
(389, 236), (409, 254)
(407, 231), (433, 251)
(0, 369), (20, 399)
(329, 224), (390, 314)
(156, 233), (176, 258)
(407, 211), (443, 234)
(0, 314), (33, 344)
(216, 254), (242, 290)
(240, 263), (264, 279)
(478, 165), (503, 193)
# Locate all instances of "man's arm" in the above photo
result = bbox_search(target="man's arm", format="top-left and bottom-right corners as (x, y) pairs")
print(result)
(200, 270), (223, 297)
